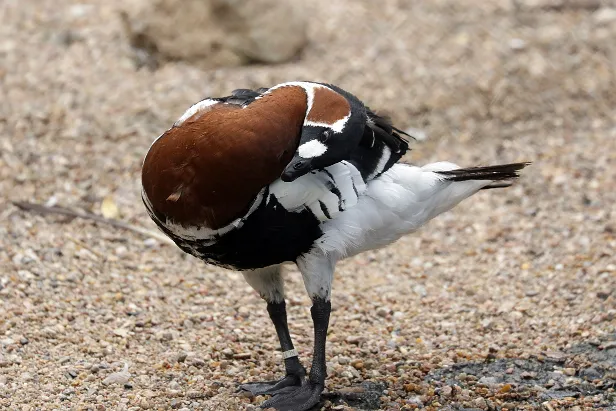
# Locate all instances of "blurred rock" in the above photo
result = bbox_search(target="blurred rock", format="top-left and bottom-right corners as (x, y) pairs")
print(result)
(594, 8), (616, 24)
(121, 0), (307, 70)
(514, 0), (601, 11)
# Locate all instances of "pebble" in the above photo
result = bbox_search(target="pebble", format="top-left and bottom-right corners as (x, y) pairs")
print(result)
(186, 390), (206, 399)
(580, 367), (601, 380)
(594, 8), (616, 24)
(439, 385), (452, 397)
(600, 341), (616, 350)
(102, 363), (131, 386)
(143, 238), (158, 248)
(478, 376), (498, 386)
(473, 397), (487, 409)
(175, 352), (188, 363)
(345, 335), (364, 344)
(350, 359), (364, 370)
(337, 356), (350, 365)
(509, 38), (527, 50)
(376, 306), (389, 317)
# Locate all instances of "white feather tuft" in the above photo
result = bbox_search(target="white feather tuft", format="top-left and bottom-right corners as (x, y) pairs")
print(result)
(298, 140), (328, 158)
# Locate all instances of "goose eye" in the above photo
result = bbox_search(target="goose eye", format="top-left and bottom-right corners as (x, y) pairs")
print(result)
(319, 130), (331, 142)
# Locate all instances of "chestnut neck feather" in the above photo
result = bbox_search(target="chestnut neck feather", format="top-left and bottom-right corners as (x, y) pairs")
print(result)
(142, 86), (308, 229)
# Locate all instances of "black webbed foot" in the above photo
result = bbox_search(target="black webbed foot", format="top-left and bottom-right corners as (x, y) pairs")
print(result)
(239, 371), (304, 396)
(259, 380), (324, 411)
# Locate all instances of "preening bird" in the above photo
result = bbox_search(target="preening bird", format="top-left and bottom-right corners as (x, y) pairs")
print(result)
(141, 81), (529, 411)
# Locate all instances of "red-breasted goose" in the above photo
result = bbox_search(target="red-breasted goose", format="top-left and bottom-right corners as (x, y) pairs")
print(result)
(141, 81), (529, 411)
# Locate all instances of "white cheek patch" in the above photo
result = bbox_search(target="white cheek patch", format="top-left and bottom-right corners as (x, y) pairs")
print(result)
(298, 140), (327, 158)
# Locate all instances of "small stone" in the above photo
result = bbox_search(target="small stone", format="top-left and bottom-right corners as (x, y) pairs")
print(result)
(392, 311), (404, 320)
(59, 356), (71, 365)
(186, 390), (206, 399)
(102, 363), (131, 386)
(478, 376), (498, 386)
(351, 360), (364, 370)
(340, 370), (354, 378)
(406, 395), (423, 406)
(509, 38), (526, 50)
(405, 127), (427, 141)
(221, 348), (234, 358)
(337, 386), (366, 394)
(440, 385), (452, 397)
(233, 352), (251, 360)
(337, 356), (350, 365)
(403, 383), (421, 393)
(345, 335), (364, 344)
(521, 371), (537, 379)
(544, 350), (567, 361)
(237, 306), (251, 318)
(594, 8), (616, 24)
(170, 399), (181, 409)
(562, 368), (576, 376)
(376, 307), (389, 317)
(189, 357), (205, 367)
(473, 397), (487, 409)
(19, 337), (29, 345)
(500, 384), (512, 393)
(596, 290), (612, 300)
(580, 367), (602, 380)
(175, 352), (188, 363)
(113, 328), (130, 338)
(143, 238), (158, 248)
(600, 341), (616, 350)
(412, 285), (427, 297)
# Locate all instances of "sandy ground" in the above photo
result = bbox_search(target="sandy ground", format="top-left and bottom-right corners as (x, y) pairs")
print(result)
(1, 0), (615, 410)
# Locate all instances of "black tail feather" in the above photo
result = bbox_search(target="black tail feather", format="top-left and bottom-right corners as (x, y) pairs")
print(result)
(480, 182), (515, 190)
(438, 162), (531, 182)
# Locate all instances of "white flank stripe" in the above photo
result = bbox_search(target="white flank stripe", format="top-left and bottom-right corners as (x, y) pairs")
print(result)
(174, 99), (219, 127)
(367, 145), (392, 180)
(298, 140), (328, 158)
(150, 187), (267, 241)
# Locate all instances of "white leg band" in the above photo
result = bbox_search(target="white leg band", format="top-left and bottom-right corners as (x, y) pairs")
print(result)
(282, 349), (298, 359)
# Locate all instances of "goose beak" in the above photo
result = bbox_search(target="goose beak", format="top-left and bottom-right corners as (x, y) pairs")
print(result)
(281, 156), (311, 182)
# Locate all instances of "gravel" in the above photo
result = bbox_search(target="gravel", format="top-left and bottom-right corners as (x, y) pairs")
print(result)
(1, 0), (615, 410)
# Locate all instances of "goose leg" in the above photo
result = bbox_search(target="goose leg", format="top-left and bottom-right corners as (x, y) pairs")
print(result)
(240, 266), (306, 396)
(260, 252), (335, 411)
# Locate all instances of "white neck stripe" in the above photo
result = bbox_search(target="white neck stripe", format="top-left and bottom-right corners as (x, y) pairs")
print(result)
(264, 82), (350, 132)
